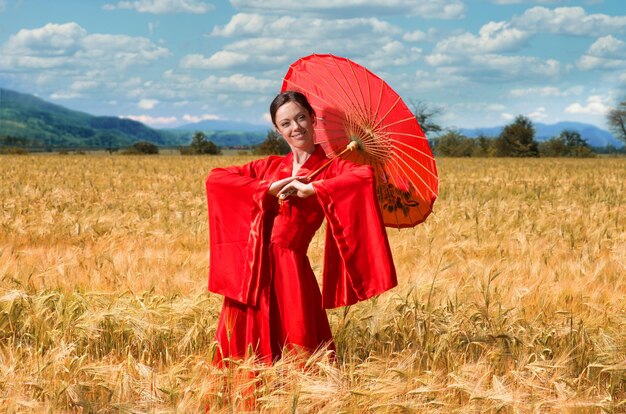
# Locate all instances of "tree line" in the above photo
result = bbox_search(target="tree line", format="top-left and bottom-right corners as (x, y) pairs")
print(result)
(430, 115), (597, 157)
(3, 98), (625, 157)
(420, 98), (626, 157)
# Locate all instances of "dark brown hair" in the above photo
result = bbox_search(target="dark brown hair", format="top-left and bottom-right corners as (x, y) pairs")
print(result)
(269, 91), (316, 126)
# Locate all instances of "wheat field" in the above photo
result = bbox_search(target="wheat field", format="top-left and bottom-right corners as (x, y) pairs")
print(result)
(1, 154), (624, 413)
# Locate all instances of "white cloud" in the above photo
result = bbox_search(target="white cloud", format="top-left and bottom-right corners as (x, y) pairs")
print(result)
(403, 28), (437, 43)
(511, 86), (561, 96)
(528, 106), (548, 121)
(79, 34), (170, 66)
(138, 98), (158, 109)
(491, 0), (563, 4)
(199, 73), (276, 93)
(0, 0), (6, 12)
(180, 51), (249, 69)
(224, 37), (307, 55)
(512, 7), (626, 37)
(2, 56), (68, 69)
(426, 52), (562, 82)
(121, 114), (178, 125)
(586, 35), (626, 57)
(424, 53), (456, 66)
(182, 113), (220, 122)
(0, 22), (169, 71)
(502, 112), (515, 121)
(229, 0), (465, 19)
(399, 69), (469, 91)
(228, 36), (410, 73)
(210, 12), (266, 37)
(448, 101), (509, 113)
(510, 85), (583, 97)
(578, 35), (626, 70)
(103, 0), (214, 14)
(433, 21), (529, 55)
(365, 41), (421, 69)
(182, 41), (291, 71)
(3, 22), (86, 55)
(403, 30), (428, 42)
(206, 14), (413, 74)
(211, 13), (401, 38)
(50, 91), (81, 100)
(565, 95), (611, 115)
(482, 55), (561, 77)
(71, 80), (99, 91)
(421, 5), (626, 88)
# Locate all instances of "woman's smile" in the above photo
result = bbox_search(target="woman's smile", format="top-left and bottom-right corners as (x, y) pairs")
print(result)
(274, 101), (315, 152)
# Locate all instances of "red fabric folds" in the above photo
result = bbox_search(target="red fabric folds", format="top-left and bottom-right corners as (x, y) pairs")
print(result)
(205, 158), (278, 306)
(205, 145), (397, 362)
(312, 163), (397, 309)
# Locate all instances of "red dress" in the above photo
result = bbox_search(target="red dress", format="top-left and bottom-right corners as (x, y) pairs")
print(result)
(205, 145), (396, 363)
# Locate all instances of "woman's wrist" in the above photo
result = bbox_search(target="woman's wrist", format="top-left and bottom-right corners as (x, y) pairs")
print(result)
(305, 183), (315, 197)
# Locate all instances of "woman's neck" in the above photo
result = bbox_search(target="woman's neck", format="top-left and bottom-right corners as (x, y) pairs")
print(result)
(291, 145), (315, 165)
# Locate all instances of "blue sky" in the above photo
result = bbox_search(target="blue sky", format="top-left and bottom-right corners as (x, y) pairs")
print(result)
(1, 0), (625, 132)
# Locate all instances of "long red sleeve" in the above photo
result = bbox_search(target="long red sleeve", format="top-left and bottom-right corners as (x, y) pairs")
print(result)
(205, 159), (278, 306)
(313, 160), (397, 309)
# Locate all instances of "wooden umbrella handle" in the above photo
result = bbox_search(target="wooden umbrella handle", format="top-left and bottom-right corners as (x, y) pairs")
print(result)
(305, 140), (358, 181)
(278, 141), (358, 203)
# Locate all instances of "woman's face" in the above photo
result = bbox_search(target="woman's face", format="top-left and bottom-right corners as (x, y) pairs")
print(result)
(274, 101), (315, 152)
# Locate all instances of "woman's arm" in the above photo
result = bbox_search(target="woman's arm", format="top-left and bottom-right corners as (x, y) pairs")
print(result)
(268, 176), (302, 197)
(275, 178), (315, 199)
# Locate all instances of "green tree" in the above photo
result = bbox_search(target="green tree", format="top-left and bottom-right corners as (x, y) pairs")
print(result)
(473, 134), (496, 157)
(538, 130), (595, 157)
(185, 131), (221, 155)
(561, 130), (585, 148)
(433, 131), (475, 157)
(97, 132), (119, 153)
(255, 130), (290, 155)
(538, 137), (568, 157)
(125, 141), (159, 154)
(0, 135), (30, 147)
(607, 98), (626, 145)
(561, 130), (594, 156)
(496, 115), (538, 157)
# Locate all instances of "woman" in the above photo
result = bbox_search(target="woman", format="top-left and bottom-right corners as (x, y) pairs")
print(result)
(205, 91), (396, 364)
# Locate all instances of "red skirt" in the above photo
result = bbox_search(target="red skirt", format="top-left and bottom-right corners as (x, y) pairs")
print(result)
(213, 243), (334, 364)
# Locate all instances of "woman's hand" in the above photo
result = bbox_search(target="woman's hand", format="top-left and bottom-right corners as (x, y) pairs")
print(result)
(267, 176), (299, 197)
(277, 179), (315, 199)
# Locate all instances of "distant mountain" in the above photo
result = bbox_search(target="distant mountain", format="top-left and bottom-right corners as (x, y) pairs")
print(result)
(3, 87), (621, 150)
(175, 119), (270, 133)
(0, 88), (269, 148)
(0, 88), (189, 148)
(459, 121), (623, 148)
(172, 119), (269, 147)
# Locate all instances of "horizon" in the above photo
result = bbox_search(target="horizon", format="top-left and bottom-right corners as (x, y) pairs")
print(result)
(1, 0), (625, 131)
(2, 85), (622, 145)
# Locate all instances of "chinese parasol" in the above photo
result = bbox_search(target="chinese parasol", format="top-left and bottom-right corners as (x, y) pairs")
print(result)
(281, 53), (438, 228)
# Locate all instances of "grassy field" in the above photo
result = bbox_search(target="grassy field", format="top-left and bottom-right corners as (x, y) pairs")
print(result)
(1, 154), (625, 413)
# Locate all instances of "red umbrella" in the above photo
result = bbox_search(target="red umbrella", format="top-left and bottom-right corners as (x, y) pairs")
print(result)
(281, 54), (438, 228)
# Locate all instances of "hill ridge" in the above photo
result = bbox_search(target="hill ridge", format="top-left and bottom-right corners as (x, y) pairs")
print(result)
(0, 88), (268, 148)
(458, 121), (622, 148)
(1, 88), (622, 149)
